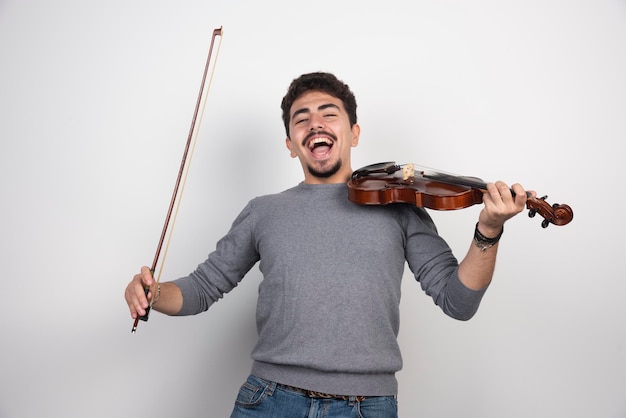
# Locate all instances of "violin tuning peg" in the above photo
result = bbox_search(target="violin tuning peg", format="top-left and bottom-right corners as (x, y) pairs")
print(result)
(541, 219), (550, 228)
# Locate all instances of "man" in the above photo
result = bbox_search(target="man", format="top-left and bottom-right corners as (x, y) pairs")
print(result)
(125, 72), (529, 417)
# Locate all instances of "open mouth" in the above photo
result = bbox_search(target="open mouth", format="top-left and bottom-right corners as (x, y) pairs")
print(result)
(306, 135), (335, 159)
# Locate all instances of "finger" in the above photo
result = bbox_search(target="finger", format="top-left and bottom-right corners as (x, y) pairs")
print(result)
(484, 182), (508, 208)
(125, 282), (144, 318)
(126, 269), (153, 317)
(140, 266), (155, 287)
(495, 181), (515, 204)
(483, 182), (498, 203)
(510, 183), (529, 209)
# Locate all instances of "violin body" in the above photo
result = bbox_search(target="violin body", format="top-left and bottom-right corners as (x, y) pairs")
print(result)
(348, 169), (485, 210)
(347, 162), (573, 228)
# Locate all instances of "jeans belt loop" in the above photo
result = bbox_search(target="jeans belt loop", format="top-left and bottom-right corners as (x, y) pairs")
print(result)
(266, 380), (277, 396)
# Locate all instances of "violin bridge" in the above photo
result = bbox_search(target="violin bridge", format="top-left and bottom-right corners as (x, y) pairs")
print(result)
(402, 163), (414, 180)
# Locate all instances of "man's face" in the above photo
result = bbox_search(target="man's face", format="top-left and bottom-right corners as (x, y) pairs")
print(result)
(285, 91), (360, 184)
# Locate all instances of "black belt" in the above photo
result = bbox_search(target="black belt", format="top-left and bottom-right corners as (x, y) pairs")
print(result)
(278, 383), (367, 403)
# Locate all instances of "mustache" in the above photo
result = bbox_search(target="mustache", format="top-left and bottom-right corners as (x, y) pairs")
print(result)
(302, 130), (337, 147)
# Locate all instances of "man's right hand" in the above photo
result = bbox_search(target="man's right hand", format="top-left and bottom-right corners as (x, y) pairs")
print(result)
(125, 266), (156, 319)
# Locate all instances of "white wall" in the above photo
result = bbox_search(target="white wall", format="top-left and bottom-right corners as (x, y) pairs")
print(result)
(1, 1), (624, 417)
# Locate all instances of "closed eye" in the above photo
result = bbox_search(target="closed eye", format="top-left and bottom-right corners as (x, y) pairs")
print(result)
(294, 117), (309, 125)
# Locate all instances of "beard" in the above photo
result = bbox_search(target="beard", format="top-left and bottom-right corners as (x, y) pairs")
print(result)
(307, 159), (342, 179)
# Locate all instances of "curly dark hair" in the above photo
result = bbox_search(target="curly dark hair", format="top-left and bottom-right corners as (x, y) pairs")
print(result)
(280, 72), (358, 137)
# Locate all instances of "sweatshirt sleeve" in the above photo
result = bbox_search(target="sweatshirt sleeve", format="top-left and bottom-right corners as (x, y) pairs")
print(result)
(173, 200), (261, 316)
(405, 207), (487, 320)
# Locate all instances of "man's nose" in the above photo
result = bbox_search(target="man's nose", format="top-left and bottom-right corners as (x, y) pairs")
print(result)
(308, 114), (324, 130)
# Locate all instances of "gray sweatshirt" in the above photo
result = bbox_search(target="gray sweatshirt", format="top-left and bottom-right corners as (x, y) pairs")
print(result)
(174, 182), (486, 396)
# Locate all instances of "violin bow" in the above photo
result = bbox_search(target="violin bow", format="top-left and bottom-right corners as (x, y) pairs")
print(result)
(132, 27), (224, 333)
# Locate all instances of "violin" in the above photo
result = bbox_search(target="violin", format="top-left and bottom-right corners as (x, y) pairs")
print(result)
(347, 162), (573, 228)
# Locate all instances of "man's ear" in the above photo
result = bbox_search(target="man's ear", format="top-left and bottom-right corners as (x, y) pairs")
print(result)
(285, 137), (297, 158)
(351, 123), (361, 147)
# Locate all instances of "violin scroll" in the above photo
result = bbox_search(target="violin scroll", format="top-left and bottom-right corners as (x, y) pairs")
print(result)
(526, 195), (573, 228)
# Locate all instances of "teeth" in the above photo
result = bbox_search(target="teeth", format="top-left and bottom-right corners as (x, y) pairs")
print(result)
(308, 137), (333, 149)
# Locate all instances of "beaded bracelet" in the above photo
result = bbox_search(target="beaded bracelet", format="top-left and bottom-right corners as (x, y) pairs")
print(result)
(473, 222), (503, 252)
(152, 284), (161, 304)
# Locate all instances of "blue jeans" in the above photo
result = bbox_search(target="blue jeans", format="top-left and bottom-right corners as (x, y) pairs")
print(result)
(229, 374), (398, 418)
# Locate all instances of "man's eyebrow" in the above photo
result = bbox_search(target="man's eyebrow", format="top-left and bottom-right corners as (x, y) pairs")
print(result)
(318, 103), (340, 112)
(292, 103), (341, 120)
